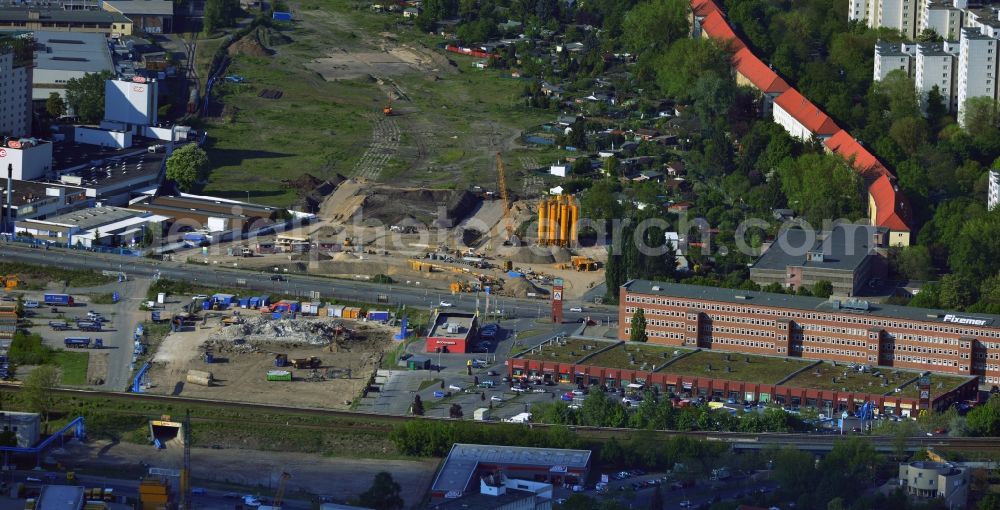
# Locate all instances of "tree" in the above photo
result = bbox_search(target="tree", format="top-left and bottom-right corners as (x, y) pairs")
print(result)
(630, 308), (648, 343)
(621, 0), (688, 56)
(777, 153), (866, 224)
(895, 245), (934, 281)
(45, 92), (66, 118)
(23, 365), (60, 433)
(812, 280), (833, 298)
(357, 471), (404, 510)
(655, 38), (732, 102)
(449, 403), (463, 419)
(411, 394), (424, 416)
(166, 144), (210, 192)
(967, 395), (1000, 437)
(65, 70), (113, 123)
(979, 493), (1000, 510)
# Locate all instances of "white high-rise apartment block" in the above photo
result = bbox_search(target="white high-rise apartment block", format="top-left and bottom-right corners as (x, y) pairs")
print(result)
(923, 0), (963, 39)
(964, 6), (1000, 39)
(875, 41), (916, 81)
(852, 0), (920, 39)
(0, 48), (30, 138)
(989, 170), (999, 211)
(956, 27), (998, 126)
(915, 41), (959, 112)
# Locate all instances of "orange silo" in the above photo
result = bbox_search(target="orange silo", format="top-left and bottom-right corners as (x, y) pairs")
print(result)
(569, 197), (578, 245)
(559, 197), (569, 246)
(548, 198), (558, 245)
(537, 199), (547, 244)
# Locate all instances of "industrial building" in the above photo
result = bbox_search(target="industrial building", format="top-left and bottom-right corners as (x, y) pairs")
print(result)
(31, 31), (113, 102)
(749, 224), (885, 297)
(0, 138), (53, 180)
(898, 461), (969, 509)
(15, 205), (168, 247)
(54, 147), (167, 205)
(430, 474), (553, 509)
(425, 311), (478, 353)
(0, 34), (32, 138)
(131, 194), (283, 239)
(104, 77), (158, 127)
(619, 279), (1000, 384)
(0, 178), (92, 225)
(101, 0), (172, 34)
(429, 444), (590, 501)
(0, 411), (40, 447)
(0, 8), (132, 36)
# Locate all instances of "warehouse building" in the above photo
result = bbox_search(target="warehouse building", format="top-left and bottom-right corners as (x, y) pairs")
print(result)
(425, 311), (478, 353)
(15, 205), (168, 247)
(101, 0), (172, 34)
(0, 8), (132, 37)
(749, 224), (886, 297)
(429, 444), (590, 501)
(0, 179), (92, 224)
(131, 194), (283, 239)
(31, 31), (113, 102)
(619, 279), (1000, 383)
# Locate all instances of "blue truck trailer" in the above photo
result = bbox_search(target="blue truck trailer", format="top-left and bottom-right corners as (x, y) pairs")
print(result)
(64, 337), (90, 348)
(43, 294), (73, 306)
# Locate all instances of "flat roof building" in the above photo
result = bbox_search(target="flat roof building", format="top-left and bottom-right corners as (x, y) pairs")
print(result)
(0, 8), (132, 37)
(749, 224), (885, 297)
(425, 311), (478, 353)
(0, 34), (32, 138)
(131, 194), (282, 236)
(619, 279), (1000, 387)
(32, 31), (113, 102)
(36, 485), (85, 510)
(0, 178), (92, 225)
(101, 0), (172, 34)
(899, 461), (969, 509)
(15, 205), (168, 247)
(430, 444), (590, 500)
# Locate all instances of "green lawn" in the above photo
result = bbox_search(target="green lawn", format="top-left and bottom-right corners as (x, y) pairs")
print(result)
(659, 350), (812, 384)
(198, 1), (558, 207)
(53, 350), (89, 385)
(586, 344), (691, 371)
(516, 338), (615, 363)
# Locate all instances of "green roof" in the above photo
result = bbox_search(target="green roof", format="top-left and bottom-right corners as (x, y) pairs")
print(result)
(657, 350), (813, 384)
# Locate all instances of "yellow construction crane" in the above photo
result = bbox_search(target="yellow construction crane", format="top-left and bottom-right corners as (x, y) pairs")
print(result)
(274, 472), (292, 508)
(496, 152), (513, 245)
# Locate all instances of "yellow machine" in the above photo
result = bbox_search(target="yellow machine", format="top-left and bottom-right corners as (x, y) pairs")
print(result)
(383, 98), (393, 116)
(274, 472), (291, 508)
(570, 256), (597, 271)
(537, 195), (578, 247)
(1, 275), (19, 290)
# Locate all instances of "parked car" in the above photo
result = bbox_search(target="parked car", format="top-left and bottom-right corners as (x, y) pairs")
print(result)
(439, 301), (453, 307)
(491, 395), (503, 402)
(270, 275), (286, 281)
(569, 306), (583, 312)
(487, 370), (499, 376)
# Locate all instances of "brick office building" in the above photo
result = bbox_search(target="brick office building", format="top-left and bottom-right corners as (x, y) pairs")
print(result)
(620, 280), (1000, 385)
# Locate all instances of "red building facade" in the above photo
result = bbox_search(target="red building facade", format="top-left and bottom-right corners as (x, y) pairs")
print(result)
(618, 280), (1000, 385)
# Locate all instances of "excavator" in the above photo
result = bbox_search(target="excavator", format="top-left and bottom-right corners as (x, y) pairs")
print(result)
(383, 97), (393, 116)
(0, 275), (19, 291)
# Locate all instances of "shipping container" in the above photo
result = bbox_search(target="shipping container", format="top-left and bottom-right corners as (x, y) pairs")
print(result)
(212, 294), (235, 305)
(328, 305), (345, 317)
(343, 307), (361, 319)
(266, 370), (292, 381)
(248, 296), (260, 308)
(367, 310), (390, 322)
(238, 297), (250, 308)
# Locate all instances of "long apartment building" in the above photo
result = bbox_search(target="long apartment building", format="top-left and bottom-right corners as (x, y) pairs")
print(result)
(620, 279), (1000, 385)
(851, 0), (920, 39)
(0, 34), (31, 138)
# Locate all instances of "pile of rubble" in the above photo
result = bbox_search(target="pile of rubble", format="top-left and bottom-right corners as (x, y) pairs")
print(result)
(208, 316), (351, 348)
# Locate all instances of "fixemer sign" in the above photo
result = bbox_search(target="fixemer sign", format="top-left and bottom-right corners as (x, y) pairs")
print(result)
(943, 314), (993, 326)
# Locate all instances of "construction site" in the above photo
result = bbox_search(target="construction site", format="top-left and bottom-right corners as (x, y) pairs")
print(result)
(204, 154), (604, 301)
(144, 311), (393, 409)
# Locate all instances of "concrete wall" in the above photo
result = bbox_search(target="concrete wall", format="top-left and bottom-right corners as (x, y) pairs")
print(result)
(74, 127), (132, 149)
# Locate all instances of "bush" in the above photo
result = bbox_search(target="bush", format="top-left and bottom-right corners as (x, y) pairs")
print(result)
(9, 332), (54, 365)
(372, 274), (393, 284)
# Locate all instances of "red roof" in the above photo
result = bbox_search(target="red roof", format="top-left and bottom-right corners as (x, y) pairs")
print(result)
(732, 48), (789, 94)
(700, 11), (746, 51)
(869, 175), (911, 232)
(774, 89), (840, 136)
(824, 129), (891, 180)
(691, 0), (722, 17)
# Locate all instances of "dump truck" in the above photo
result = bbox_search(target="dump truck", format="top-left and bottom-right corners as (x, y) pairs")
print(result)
(49, 321), (70, 331)
(77, 321), (102, 332)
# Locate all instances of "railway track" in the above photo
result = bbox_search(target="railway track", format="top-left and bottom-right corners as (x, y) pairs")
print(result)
(11, 386), (1000, 453)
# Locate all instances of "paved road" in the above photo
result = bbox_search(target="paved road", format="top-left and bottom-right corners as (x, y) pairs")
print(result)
(0, 244), (615, 321)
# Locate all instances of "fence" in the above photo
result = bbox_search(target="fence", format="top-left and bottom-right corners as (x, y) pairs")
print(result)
(0, 234), (143, 257)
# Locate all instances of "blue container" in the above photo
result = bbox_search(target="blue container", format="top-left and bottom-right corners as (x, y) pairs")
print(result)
(272, 11), (292, 20)
(272, 312), (283, 320)
(202, 301), (211, 310)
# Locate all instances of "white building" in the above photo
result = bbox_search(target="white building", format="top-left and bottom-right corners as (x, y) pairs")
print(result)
(956, 27), (998, 126)
(914, 41), (959, 112)
(32, 31), (113, 102)
(964, 6), (1000, 39)
(922, 0), (963, 39)
(989, 169), (999, 211)
(874, 41), (915, 82)
(0, 140), (54, 180)
(898, 461), (969, 510)
(0, 40), (31, 138)
(104, 77), (158, 127)
(851, 0), (919, 39)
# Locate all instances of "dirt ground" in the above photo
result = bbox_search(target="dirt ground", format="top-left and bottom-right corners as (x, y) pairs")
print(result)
(305, 42), (449, 81)
(145, 318), (391, 409)
(51, 439), (438, 508)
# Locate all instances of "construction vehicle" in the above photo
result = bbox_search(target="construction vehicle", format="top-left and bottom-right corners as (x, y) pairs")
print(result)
(570, 256), (598, 271)
(290, 356), (321, 369)
(274, 353), (289, 367)
(268, 472), (291, 510)
(496, 153), (514, 245)
(383, 98), (393, 116)
(0, 275), (18, 290)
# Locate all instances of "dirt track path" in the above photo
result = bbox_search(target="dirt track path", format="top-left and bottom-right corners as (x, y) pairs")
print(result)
(352, 114), (400, 180)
